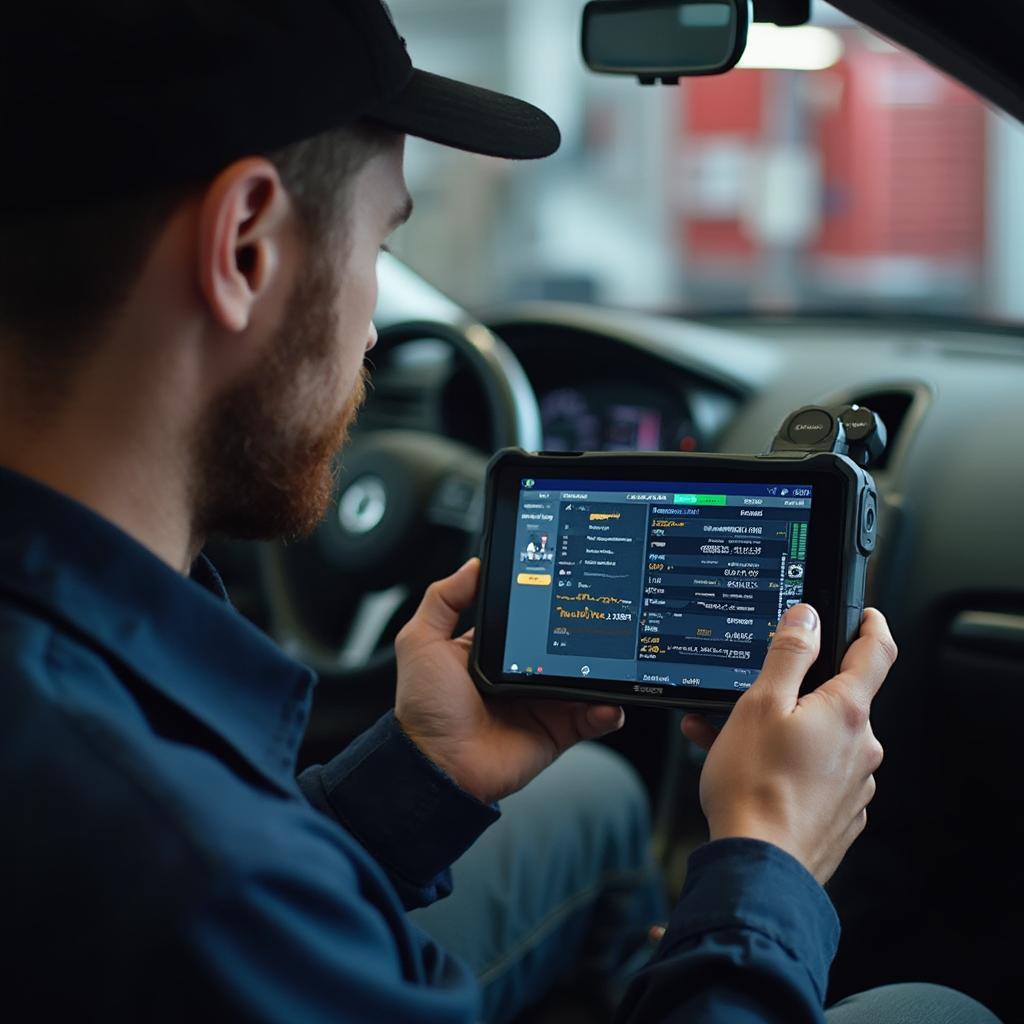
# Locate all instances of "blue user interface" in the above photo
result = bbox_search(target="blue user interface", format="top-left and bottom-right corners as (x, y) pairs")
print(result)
(503, 478), (813, 692)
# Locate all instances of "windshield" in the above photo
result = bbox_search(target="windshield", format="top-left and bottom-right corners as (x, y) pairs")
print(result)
(386, 0), (1024, 325)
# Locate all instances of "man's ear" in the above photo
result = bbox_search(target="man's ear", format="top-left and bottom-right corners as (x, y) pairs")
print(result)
(196, 157), (292, 333)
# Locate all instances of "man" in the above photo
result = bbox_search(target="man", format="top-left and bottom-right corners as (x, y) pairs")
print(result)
(0, 2), (1001, 1022)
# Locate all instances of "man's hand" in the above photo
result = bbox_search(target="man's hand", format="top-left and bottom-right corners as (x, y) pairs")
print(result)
(394, 558), (625, 804)
(681, 604), (896, 885)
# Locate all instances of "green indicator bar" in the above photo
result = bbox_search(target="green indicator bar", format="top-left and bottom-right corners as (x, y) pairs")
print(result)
(673, 493), (728, 505)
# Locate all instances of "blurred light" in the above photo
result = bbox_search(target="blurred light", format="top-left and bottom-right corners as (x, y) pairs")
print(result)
(737, 25), (844, 71)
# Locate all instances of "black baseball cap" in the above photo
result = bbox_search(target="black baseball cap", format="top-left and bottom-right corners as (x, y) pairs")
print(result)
(0, 0), (561, 214)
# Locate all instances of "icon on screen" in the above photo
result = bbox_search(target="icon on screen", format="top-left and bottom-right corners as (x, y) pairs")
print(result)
(581, 666), (591, 677)
(780, 488), (790, 496)
(523, 479), (535, 488)
(510, 664), (519, 672)
(767, 486), (779, 496)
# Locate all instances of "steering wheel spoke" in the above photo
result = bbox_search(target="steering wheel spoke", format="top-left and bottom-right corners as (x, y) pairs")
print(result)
(426, 473), (485, 534)
(333, 586), (410, 671)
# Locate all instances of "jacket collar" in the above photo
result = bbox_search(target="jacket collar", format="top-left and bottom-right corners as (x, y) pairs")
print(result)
(0, 467), (316, 797)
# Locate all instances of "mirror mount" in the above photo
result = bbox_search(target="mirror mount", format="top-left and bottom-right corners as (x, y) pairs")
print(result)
(753, 0), (811, 28)
(638, 74), (682, 86)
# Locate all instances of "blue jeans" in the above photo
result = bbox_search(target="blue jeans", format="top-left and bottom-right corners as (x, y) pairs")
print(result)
(409, 741), (666, 1022)
(409, 742), (1001, 1024)
(826, 985), (1001, 1023)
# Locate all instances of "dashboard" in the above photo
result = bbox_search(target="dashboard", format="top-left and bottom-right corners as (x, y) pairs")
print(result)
(365, 298), (1024, 649)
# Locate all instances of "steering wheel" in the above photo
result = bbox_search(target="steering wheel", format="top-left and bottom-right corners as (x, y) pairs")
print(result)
(260, 318), (541, 692)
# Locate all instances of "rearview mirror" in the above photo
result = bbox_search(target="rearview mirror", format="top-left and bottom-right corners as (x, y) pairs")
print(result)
(582, 0), (751, 83)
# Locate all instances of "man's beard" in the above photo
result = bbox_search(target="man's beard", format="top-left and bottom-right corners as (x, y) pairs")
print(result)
(192, 257), (368, 543)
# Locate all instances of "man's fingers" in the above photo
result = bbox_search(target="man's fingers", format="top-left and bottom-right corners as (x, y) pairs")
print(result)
(818, 608), (897, 710)
(409, 559), (480, 639)
(539, 703), (624, 752)
(840, 608), (898, 681)
(750, 604), (821, 710)
(680, 713), (719, 752)
(528, 700), (622, 757)
(583, 704), (626, 737)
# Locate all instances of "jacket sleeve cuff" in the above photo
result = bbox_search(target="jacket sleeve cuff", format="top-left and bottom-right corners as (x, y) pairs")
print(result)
(305, 711), (500, 896)
(661, 837), (840, 1003)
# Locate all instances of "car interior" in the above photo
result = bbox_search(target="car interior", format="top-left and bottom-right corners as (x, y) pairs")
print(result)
(205, 1), (1021, 1019)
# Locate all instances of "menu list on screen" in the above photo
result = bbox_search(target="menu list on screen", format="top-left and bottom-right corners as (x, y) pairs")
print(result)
(503, 478), (813, 692)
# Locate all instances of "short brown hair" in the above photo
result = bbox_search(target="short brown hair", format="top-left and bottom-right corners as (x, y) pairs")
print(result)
(0, 119), (392, 365)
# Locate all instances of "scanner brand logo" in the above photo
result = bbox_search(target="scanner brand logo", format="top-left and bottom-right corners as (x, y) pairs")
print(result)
(634, 684), (664, 695)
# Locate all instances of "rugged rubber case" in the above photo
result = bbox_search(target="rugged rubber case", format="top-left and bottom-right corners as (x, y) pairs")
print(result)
(470, 448), (877, 712)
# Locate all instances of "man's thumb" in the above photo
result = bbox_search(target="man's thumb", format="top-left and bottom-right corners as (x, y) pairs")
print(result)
(413, 558), (480, 638)
(751, 603), (821, 709)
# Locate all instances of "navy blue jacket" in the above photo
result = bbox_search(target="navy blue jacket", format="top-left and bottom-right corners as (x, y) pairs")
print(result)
(1, 467), (838, 1022)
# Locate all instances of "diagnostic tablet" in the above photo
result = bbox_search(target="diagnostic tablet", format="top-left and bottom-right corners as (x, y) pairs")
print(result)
(471, 449), (877, 712)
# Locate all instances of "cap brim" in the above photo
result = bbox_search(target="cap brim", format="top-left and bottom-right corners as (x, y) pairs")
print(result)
(366, 69), (560, 160)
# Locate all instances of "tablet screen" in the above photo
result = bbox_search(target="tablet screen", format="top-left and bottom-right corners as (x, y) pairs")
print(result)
(502, 477), (813, 694)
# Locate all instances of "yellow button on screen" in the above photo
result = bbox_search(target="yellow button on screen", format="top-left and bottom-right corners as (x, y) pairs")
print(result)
(517, 573), (552, 586)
